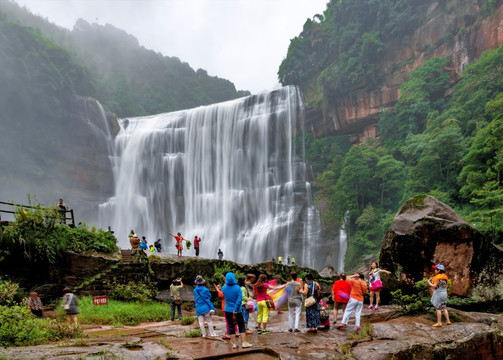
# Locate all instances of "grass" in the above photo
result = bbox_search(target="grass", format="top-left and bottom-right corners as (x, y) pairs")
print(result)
(341, 343), (352, 356)
(180, 328), (202, 338)
(158, 339), (176, 356)
(180, 315), (196, 325)
(57, 338), (91, 347)
(359, 322), (372, 338)
(56, 297), (172, 326)
(0, 305), (86, 347)
(158, 339), (174, 350)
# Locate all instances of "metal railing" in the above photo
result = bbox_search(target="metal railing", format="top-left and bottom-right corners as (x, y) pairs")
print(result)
(0, 200), (75, 227)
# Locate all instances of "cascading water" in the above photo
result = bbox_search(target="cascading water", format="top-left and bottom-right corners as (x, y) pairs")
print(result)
(99, 86), (336, 269)
(338, 228), (348, 272)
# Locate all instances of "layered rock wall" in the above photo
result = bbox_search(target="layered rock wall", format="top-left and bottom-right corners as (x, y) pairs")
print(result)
(306, 1), (503, 139)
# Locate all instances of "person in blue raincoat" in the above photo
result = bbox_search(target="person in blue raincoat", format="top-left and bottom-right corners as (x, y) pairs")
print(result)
(193, 275), (217, 337)
(222, 272), (253, 349)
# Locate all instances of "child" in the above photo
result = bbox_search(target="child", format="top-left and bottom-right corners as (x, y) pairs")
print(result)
(318, 299), (330, 330)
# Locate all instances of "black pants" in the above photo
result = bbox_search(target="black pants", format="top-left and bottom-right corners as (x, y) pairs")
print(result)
(195, 247), (200, 256)
(171, 298), (182, 320)
(224, 311), (246, 335)
(31, 309), (43, 318)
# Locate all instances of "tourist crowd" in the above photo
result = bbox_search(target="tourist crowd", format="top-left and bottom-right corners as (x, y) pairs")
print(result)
(26, 261), (449, 351)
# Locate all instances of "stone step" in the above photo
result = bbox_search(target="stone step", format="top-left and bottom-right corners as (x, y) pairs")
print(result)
(121, 249), (132, 264)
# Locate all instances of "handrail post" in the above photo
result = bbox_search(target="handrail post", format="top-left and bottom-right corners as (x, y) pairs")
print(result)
(70, 209), (75, 227)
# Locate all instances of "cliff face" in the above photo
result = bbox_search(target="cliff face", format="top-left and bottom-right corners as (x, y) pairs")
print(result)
(305, 1), (503, 139)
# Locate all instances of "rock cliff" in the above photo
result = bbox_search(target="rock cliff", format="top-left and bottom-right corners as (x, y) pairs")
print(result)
(305, 1), (503, 140)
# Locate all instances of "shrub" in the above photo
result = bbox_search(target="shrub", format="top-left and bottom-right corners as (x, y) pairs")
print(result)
(54, 226), (117, 254)
(109, 281), (157, 302)
(181, 328), (202, 338)
(0, 198), (118, 265)
(211, 263), (246, 285)
(180, 315), (196, 325)
(0, 280), (19, 305)
(391, 278), (432, 315)
(0, 305), (84, 347)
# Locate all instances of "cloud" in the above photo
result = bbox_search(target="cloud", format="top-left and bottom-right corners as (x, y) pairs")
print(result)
(13, 0), (328, 94)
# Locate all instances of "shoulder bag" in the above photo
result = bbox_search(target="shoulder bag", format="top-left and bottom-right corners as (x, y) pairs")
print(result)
(370, 279), (382, 291)
(304, 282), (316, 308)
(264, 287), (275, 309)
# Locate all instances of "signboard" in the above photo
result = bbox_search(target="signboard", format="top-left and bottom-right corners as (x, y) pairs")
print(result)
(92, 295), (108, 306)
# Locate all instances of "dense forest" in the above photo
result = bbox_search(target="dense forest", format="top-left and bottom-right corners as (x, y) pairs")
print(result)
(0, 1), (249, 117)
(281, 0), (503, 269)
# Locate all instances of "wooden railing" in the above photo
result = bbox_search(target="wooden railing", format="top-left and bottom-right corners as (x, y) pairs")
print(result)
(0, 200), (75, 227)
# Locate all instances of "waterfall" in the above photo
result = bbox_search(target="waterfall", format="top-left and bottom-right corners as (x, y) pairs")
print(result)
(99, 86), (326, 269)
(337, 228), (347, 272)
(337, 212), (349, 272)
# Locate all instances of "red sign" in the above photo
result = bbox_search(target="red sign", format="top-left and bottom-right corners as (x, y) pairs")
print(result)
(92, 295), (108, 306)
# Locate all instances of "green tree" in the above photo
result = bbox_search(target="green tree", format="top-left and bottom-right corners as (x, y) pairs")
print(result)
(459, 94), (503, 200)
(345, 204), (381, 268)
(374, 154), (406, 209)
(380, 57), (450, 145)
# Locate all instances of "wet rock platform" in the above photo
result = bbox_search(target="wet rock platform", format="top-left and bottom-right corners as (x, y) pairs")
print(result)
(1, 306), (502, 359)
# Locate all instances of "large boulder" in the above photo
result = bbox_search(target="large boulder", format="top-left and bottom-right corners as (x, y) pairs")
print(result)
(380, 195), (503, 301)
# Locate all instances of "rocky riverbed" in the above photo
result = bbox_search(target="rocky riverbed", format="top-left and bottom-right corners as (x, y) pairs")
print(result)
(1, 306), (501, 359)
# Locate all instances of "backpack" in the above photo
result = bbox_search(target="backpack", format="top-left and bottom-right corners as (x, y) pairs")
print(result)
(319, 304), (329, 321)
(315, 283), (323, 300)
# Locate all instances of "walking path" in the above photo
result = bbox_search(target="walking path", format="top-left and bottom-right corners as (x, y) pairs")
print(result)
(1, 306), (501, 359)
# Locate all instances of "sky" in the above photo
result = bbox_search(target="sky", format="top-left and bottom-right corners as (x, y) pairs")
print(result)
(12, 0), (328, 94)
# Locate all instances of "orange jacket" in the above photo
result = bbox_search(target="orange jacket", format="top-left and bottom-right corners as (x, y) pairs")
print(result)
(349, 278), (367, 301)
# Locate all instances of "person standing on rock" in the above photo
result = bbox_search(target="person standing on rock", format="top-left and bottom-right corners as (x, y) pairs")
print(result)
(154, 238), (162, 253)
(218, 248), (223, 260)
(57, 198), (68, 224)
(300, 273), (321, 332)
(169, 232), (185, 256)
(337, 273), (367, 331)
(222, 272), (253, 349)
(428, 263), (451, 327)
(193, 236), (201, 257)
(368, 262), (391, 310)
(140, 236), (148, 250)
(332, 273), (351, 324)
(193, 275), (217, 337)
(170, 277), (183, 321)
(238, 276), (253, 334)
(130, 233), (140, 249)
(254, 273), (271, 334)
(287, 272), (303, 332)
